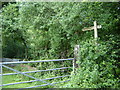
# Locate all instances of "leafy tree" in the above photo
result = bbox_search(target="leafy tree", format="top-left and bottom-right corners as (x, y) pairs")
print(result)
(2, 2), (120, 59)
(1, 2), (120, 88)
(1, 3), (26, 58)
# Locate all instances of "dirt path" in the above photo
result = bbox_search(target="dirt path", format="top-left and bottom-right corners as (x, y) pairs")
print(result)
(19, 64), (37, 71)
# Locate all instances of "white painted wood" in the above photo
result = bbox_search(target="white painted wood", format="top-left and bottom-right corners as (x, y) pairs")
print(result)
(94, 21), (98, 39)
(82, 21), (102, 39)
(82, 25), (101, 31)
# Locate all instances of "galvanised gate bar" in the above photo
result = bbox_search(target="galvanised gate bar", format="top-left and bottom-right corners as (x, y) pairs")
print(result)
(0, 58), (74, 89)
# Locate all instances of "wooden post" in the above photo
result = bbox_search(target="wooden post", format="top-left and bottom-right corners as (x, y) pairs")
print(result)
(94, 21), (98, 39)
(73, 45), (80, 73)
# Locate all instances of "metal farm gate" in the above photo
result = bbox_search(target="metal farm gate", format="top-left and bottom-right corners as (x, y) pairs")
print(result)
(0, 58), (74, 89)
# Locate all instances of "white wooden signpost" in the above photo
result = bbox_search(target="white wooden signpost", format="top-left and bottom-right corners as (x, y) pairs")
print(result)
(73, 21), (102, 73)
(82, 21), (102, 39)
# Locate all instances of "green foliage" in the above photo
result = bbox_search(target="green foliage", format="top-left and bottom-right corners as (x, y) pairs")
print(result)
(1, 3), (26, 58)
(65, 36), (120, 88)
(1, 2), (120, 88)
(2, 2), (120, 59)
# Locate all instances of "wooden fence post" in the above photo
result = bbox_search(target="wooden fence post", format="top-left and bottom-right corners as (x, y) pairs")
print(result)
(73, 45), (80, 73)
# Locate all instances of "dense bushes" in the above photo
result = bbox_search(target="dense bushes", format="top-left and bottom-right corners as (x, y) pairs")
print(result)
(1, 2), (120, 88)
(2, 2), (120, 59)
(64, 36), (120, 88)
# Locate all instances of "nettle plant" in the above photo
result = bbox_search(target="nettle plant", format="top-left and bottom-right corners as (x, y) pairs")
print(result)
(66, 36), (119, 88)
